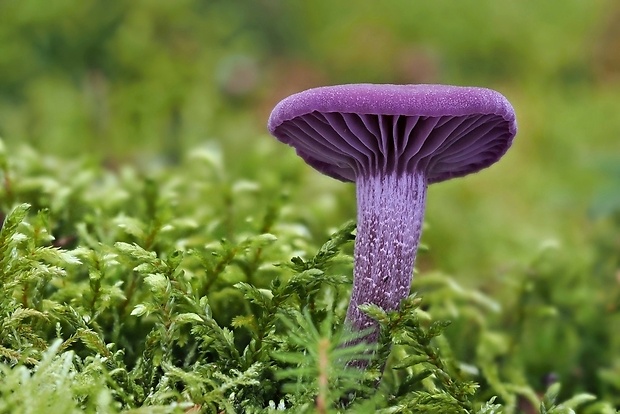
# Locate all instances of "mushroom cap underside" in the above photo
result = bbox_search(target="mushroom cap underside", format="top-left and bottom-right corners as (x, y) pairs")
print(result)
(268, 83), (517, 183)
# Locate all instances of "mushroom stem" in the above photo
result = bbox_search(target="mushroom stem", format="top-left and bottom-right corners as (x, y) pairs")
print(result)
(346, 170), (427, 345)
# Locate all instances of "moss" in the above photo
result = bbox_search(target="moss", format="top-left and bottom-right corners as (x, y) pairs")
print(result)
(0, 140), (617, 413)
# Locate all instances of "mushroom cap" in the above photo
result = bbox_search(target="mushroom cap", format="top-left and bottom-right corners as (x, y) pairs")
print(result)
(267, 83), (517, 183)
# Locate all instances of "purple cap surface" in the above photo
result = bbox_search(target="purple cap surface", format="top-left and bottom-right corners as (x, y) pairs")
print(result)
(268, 84), (517, 183)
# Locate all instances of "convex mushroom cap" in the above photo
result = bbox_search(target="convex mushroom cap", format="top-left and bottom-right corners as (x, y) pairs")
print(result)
(268, 83), (516, 182)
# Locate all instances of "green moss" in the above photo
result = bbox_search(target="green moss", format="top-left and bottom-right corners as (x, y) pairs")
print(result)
(0, 140), (618, 413)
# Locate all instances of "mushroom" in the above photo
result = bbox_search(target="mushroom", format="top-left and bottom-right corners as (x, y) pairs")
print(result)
(267, 84), (517, 347)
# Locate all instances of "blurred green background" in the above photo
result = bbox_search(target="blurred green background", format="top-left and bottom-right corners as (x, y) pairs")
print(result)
(1, 0), (620, 400)
(2, 0), (619, 276)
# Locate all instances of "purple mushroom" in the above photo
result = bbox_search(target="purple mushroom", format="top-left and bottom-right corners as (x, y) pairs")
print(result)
(268, 84), (517, 346)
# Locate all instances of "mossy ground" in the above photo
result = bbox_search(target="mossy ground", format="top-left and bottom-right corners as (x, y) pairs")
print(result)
(0, 140), (618, 413)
